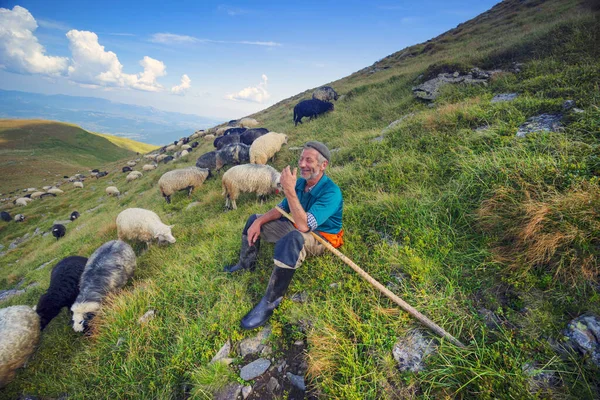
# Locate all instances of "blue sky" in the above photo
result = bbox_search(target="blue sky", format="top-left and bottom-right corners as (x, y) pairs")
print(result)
(0, 1), (499, 120)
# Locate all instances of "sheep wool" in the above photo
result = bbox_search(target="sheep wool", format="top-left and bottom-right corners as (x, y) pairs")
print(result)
(216, 127), (227, 136)
(166, 144), (177, 152)
(15, 198), (32, 207)
(73, 182), (84, 189)
(181, 144), (192, 151)
(142, 164), (157, 171)
(204, 134), (215, 140)
(156, 154), (168, 163)
(126, 171), (143, 182)
(47, 188), (64, 195)
(158, 167), (210, 204)
(30, 191), (45, 199)
(222, 164), (281, 210)
(249, 132), (288, 165)
(105, 186), (121, 196)
(127, 161), (137, 167)
(71, 240), (136, 333)
(0, 306), (40, 388)
(239, 118), (260, 128)
(116, 208), (176, 244)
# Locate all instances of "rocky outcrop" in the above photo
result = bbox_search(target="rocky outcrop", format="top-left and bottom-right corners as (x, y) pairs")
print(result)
(413, 68), (494, 101)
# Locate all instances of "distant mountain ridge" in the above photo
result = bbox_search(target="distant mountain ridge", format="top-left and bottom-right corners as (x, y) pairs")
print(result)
(0, 90), (221, 145)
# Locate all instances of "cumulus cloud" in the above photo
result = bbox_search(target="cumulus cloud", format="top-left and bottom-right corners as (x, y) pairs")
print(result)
(0, 5), (68, 75)
(66, 30), (165, 92)
(225, 74), (270, 103)
(171, 74), (191, 95)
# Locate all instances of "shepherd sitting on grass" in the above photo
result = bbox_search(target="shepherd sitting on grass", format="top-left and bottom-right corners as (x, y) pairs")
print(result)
(224, 141), (344, 330)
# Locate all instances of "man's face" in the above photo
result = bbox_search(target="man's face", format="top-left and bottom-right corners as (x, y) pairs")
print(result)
(299, 148), (327, 181)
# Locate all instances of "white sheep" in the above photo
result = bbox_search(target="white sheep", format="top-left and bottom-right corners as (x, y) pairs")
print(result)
(126, 171), (143, 182)
(181, 144), (192, 151)
(177, 140), (184, 146)
(158, 167), (210, 203)
(42, 186), (52, 191)
(166, 144), (177, 152)
(204, 134), (215, 141)
(116, 208), (176, 245)
(105, 186), (120, 196)
(239, 118), (259, 128)
(15, 198), (33, 207)
(216, 127), (227, 136)
(156, 154), (168, 163)
(127, 161), (137, 167)
(73, 182), (84, 189)
(221, 164), (281, 210)
(190, 133), (200, 139)
(0, 306), (41, 388)
(25, 188), (36, 192)
(47, 188), (64, 195)
(142, 164), (157, 171)
(249, 132), (288, 165)
(30, 191), (45, 199)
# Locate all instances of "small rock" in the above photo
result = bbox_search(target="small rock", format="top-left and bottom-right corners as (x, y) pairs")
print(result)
(241, 385), (252, 399)
(36, 258), (57, 271)
(9, 241), (19, 250)
(277, 359), (287, 373)
(329, 283), (339, 289)
(478, 308), (502, 329)
(214, 383), (242, 400)
(516, 114), (563, 137)
(491, 93), (518, 103)
(0, 289), (25, 302)
(523, 362), (560, 393)
(266, 377), (280, 392)
(260, 345), (273, 357)
(43, 232), (49, 238)
(562, 100), (575, 110)
(240, 358), (271, 381)
(239, 326), (271, 357)
(138, 310), (156, 324)
(286, 373), (306, 391)
(392, 330), (437, 372)
(33, 228), (42, 236)
(294, 340), (304, 346)
(186, 202), (201, 210)
(380, 114), (414, 135)
(211, 340), (231, 364)
(562, 313), (600, 367)
(371, 135), (385, 142)
(572, 108), (584, 113)
(291, 291), (308, 303)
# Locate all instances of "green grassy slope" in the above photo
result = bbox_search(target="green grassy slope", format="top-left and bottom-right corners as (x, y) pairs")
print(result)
(0, 120), (137, 193)
(1, 0), (599, 398)
(90, 131), (160, 154)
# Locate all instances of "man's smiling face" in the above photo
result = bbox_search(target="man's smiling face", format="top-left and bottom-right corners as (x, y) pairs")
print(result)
(299, 147), (327, 182)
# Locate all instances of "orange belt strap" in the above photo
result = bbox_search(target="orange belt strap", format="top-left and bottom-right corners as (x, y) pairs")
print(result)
(317, 229), (344, 248)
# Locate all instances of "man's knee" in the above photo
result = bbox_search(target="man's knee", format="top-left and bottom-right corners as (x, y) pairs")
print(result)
(242, 214), (259, 235)
(274, 230), (305, 269)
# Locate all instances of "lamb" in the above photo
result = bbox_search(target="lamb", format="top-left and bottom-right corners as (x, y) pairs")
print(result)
(47, 188), (64, 195)
(14, 198), (33, 207)
(30, 192), (45, 199)
(312, 86), (339, 102)
(249, 132), (288, 165)
(14, 214), (25, 222)
(71, 240), (136, 333)
(0, 306), (41, 388)
(158, 167), (210, 203)
(116, 208), (176, 245)
(73, 182), (84, 189)
(222, 164), (281, 210)
(214, 134), (240, 150)
(105, 186), (120, 196)
(52, 224), (66, 240)
(122, 166), (133, 173)
(142, 164), (157, 171)
(239, 118), (260, 128)
(293, 99), (334, 126)
(35, 256), (87, 330)
(127, 161), (137, 167)
(1, 211), (10, 222)
(126, 171), (143, 182)
(240, 128), (269, 146)
(70, 211), (80, 221)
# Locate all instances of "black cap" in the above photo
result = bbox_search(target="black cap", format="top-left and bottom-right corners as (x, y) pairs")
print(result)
(304, 141), (331, 162)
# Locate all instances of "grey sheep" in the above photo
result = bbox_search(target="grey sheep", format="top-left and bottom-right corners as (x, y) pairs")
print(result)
(71, 240), (136, 333)
(312, 86), (339, 102)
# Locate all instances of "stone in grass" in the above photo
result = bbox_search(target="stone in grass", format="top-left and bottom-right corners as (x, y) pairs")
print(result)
(239, 326), (271, 357)
(242, 386), (252, 399)
(491, 93), (518, 103)
(240, 358), (271, 381)
(186, 202), (201, 210)
(392, 330), (437, 372)
(210, 340), (231, 364)
(291, 291), (308, 303)
(522, 362), (561, 394)
(266, 377), (280, 392)
(286, 372), (306, 391)
(138, 310), (156, 324)
(214, 383), (242, 400)
(516, 114), (562, 137)
(562, 313), (600, 367)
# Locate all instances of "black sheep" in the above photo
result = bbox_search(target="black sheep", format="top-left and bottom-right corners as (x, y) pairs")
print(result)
(36, 256), (87, 330)
(220, 143), (250, 165)
(240, 128), (269, 146)
(214, 134), (241, 150)
(191, 141), (199, 148)
(227, 119), (238, 126)
(173, 140), (178, 145)
(293, 99), (334, 126)
(182, 137), (190, 144)
(1, 211), (10, 222)
(52, 224), (66, 240)
(92, 169), (100, 173)
(96, 171), (108, 178)
(224, 127), (246, 136)
(70, 211), (80, 221)
(122, 166), (132, 173)
(39, 193), (56, 199)
(162, 155), (174, 164)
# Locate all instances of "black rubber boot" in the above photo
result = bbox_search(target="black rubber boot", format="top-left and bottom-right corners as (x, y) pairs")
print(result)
(223, 234), (260, 273)
(240, 266), (295, 330)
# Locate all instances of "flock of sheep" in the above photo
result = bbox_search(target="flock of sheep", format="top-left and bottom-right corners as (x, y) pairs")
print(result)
(0, 86), (340, 389)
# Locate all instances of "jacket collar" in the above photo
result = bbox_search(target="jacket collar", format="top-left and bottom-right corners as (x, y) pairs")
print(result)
(298, 174), (329, 196)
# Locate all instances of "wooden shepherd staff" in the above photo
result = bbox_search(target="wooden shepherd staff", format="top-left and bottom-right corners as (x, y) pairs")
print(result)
(275, 206), (466, 348)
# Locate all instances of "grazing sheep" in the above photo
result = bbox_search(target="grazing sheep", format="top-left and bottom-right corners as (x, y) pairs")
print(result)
(36, 256), (87, 330)
(71, 240), (136, 333)
(116, 208), (176, 245)
(191, 141), (199, 148)
(222, 164), (281, 210)
(239, 118), (260, 128)
(175, 149), (189, 159)
(39, 193), (56, 199)
(47, 188), (64, 195)
(142, 164), (157, 171)
(0, 306), (41, 388)
(90, 172), (98, 177)
(30, 192), (45, 199)
(204, 134), (215, 140)
(220, 143), (250, 165)
(224, 127), (246, 136)
(240, 128), (269, 146)
(105, 186), (120, 196)
(214, 134), (241, 150)
(181, 144), (192, 151)
(216, 127), (227, 136)
(73, 182), (84, 189)
(42, 186), (52, 191)
(177, 140), (184, 146)
(126, 171), (143, 182)
(14, 214), (25, 222)
(156, 154), (168, 163)
(312, 86), (339, 102)
(195, 151), (229, 174)
(293, 99), (334, 126)
(166, 144), (177, 152)
(52, 224), (66, 240)
(182, 137), (190, 144)
(95, 171), (108, 178)
(70, 211), (80, 221)
(158, 167), (210, 203)
(122, 166), (133, 173)
(162, 155), (174, 164)
(249, 132), (288, 164)
(127, 161), (137, 167)
(14, 198), (33, 207)
(227, 119), (238, 127)
(1, 211), (10, 222)
(25, 188), (36, 192)
(190, 133), (200, 140)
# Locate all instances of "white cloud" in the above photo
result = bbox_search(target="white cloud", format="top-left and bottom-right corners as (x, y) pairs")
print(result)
(217, 5), (250, 16)
(66, 30), (165, 92)
(150, 32), (281, 47)
(37, 18), (70, 31)
(225, 74), (270, 103)
(0, 6), (68, 75)
(171, 74), (191, 95)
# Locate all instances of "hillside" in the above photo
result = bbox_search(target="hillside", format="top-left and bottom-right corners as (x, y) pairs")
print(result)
(0, 120), (140, 193)
(1, 0), (599, 399)
(90, 132), (159, 154)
